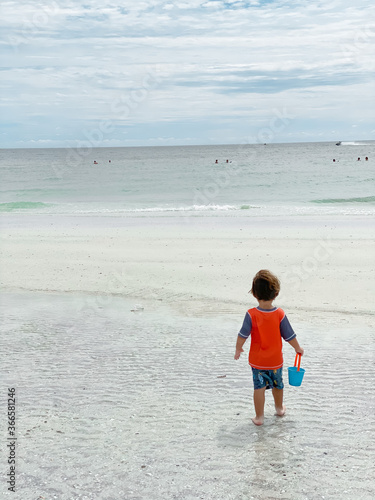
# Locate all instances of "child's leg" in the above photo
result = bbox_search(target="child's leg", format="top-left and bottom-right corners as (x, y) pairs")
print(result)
(272, 388), (286, 416)
(252, 388), (266, 426)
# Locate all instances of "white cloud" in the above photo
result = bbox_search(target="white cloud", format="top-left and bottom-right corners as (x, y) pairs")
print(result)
(1, 0), (374, 147)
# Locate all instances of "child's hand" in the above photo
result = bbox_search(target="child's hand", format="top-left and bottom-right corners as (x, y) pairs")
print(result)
(296, 347), (304, 356)
(234, 348), (244, 360)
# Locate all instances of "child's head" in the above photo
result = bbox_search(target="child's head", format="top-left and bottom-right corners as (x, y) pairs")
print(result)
(251, 270), (280, 301)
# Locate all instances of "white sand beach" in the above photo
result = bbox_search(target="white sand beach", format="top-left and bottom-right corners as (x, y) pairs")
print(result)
(1, 214), (375, 320)
(1, 214), (374, 499)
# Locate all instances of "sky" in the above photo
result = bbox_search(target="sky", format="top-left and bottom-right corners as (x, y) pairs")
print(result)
(1, 0), (374, 148)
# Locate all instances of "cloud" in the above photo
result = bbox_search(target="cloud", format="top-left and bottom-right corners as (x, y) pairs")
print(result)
(1, 0), (374, 147)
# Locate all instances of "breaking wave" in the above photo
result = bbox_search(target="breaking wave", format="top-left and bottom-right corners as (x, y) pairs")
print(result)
(311, 196), (375, 204)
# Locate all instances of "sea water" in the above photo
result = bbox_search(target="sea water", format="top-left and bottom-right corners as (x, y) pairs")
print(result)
(1, 141), (374, 219)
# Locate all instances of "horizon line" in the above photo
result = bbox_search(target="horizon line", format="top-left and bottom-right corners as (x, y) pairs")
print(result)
(1, 139), (374, 150)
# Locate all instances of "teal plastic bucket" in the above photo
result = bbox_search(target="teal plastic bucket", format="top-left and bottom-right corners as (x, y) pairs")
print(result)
(288, 353), (305, 386)
(288, 366), (305, 386)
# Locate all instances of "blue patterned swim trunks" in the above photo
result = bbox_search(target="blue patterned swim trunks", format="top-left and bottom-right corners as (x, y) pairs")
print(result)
(252, 367), (284, 390)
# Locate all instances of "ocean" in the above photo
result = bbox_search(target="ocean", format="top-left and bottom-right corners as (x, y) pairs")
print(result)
(1, 141), (374, 218)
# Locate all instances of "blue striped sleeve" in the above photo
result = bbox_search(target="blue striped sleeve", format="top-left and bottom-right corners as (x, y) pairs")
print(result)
(238, 312), (252, 339)
(280, 315), (296, 341)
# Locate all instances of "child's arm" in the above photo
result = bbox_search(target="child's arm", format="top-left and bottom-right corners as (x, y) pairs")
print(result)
(235, 312), (251, 360)
(287, 337), (304, 356)
(234, 336), (247, 360)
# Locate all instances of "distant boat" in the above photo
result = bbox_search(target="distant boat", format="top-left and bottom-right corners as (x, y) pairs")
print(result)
(335, 141), (341, 146)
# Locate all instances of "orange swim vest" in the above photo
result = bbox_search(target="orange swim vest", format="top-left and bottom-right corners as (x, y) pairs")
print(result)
(248, 307), (285, 370)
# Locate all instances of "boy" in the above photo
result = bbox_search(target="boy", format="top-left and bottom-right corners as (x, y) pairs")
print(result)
(234, 270), (304, 426)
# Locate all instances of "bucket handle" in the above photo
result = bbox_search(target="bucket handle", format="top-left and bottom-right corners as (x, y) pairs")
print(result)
(294, 353), (302, 371)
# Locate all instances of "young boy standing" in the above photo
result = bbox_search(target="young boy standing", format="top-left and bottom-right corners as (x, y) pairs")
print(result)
(234, 270), (304, 426)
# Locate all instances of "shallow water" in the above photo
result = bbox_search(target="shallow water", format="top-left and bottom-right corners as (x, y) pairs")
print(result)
(1, 292), (374, 499)
(1, 142), (375, 218)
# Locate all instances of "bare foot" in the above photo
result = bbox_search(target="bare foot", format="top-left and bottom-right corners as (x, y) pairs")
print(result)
(275, 405), (286, 417)
(252, 416), (264, 426)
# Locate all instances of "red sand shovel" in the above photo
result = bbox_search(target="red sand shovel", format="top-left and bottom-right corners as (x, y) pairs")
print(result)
(288, 353), (305, 386)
